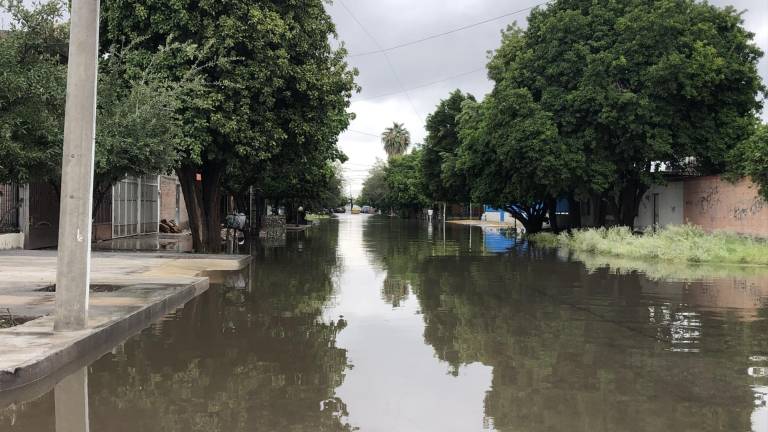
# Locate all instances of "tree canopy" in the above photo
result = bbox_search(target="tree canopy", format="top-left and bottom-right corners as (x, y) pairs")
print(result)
(101, 0), (358, 251)
(483, 0), (764, 226)
(730, 123), (768, 200)
(455, 84), (579, 232)
(421, 90), (475, 204)
(384, 150), (429, 216)
(0, 1), (68, 185)
(358, 152), (429, 217)
(358, 161), (388, 210)
(0, 1), (193, 210)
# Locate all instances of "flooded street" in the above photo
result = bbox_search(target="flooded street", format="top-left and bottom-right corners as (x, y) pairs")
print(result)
(3, 214), (768, 431)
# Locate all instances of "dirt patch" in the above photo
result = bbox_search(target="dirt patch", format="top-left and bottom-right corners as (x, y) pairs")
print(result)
(36, 284), (126, 293)
(0, 310), (35, 329)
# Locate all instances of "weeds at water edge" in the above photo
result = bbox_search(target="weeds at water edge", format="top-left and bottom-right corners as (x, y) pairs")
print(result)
(529, 225), (768, 266)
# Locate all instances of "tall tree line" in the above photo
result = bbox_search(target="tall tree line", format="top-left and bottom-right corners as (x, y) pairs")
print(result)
(0, 0), (358, 251)
(418, 0), (765, 233)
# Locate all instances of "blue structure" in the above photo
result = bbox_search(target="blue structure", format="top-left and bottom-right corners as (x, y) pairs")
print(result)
(482, 227), (515, 253)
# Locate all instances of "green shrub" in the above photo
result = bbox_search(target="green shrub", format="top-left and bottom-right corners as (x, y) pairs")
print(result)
(530, 225), (768, 266)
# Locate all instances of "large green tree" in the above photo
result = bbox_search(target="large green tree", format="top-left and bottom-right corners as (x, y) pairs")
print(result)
(0, 1), (67, 186)
(484, 0), (764, 227)
(101, 0), (358, 251)
(358, 161), (389, 210)
(358, 152), (428, 217)
(383, 150), (429, 217)
(0, 1), (193, 211)
(456, 84), (579, 233)
(729, 123), (768, 199)
(421, 90), (475, 204)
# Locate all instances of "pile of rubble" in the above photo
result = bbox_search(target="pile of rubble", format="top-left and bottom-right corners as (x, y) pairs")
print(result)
(159, 219), (184, 234)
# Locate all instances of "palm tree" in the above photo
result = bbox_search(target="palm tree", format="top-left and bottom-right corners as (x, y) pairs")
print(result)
(381, 122), (410, 159)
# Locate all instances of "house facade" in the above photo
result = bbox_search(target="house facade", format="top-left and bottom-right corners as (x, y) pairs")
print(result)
(0, 174), (189, 250)
(635, 176), (768, 236)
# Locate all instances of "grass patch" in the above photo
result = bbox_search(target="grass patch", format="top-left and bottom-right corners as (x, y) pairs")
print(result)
(530, 225), (768, 266)
(306, 214), (331, 221)
(570, 251), (768, 281)
(528, 232), (560, 248)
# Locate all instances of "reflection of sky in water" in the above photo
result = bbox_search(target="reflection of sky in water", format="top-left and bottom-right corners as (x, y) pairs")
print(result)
(753, 355), (768, 432)
(753, 386), (768, 431)
(328, 215), (495, 431)
(649, 305), (702, 353)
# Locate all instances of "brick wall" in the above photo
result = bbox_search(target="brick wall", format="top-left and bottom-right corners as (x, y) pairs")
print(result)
(159, 175), (189, 230)
(684, 176), (768, 237)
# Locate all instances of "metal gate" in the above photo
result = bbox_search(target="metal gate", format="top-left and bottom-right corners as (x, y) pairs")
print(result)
(0, 183), (19, 233)
(26, 183), (60, 249)
(112, 175), (159, 238)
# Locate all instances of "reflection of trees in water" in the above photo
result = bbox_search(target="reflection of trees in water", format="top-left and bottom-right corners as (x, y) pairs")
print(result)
(382, 275), (410, 308)
(362, 217), (768, 431)
(415, 257), (768, 431)
(0, 221), (356, 432)
(569, 249), (768, 281)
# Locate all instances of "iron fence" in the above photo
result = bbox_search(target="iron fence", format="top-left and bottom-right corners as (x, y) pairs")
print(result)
(0, 183), (20, 233)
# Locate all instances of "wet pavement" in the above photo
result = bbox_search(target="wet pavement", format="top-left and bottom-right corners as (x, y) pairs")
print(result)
(2, 214), (768, 431)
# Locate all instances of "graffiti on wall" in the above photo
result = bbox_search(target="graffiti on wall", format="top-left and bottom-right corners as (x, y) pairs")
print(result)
(732, 197), (766, 222)
(684, 177), (768, 237)
(694, 185), (721, 214)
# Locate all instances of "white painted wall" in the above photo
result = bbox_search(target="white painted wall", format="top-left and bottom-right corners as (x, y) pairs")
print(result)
(635, 182), (684, 230)
(0, 233), (24, 250)
(482, 210), (514, 223)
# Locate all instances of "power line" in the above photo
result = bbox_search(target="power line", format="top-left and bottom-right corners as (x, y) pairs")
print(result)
(354, 67), (486, 102)
(349, 3), (545, 57)
(338, 0), (424, 123)
(347, 129), (380, 138)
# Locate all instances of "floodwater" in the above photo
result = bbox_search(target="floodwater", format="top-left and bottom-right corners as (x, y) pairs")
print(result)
(3, 214), (768, 431)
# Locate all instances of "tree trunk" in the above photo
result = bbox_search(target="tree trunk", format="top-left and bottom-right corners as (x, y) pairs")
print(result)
(250, 191), (265, 233)
(617, 183), (649, 228)
(547, 197), (560, 233)
(605, 195), (620, 227)
(176, 165), (205, 252)
(524, 214), (546, 234)
(201, 161), (223, 253)
(596, 194), (608, 227)
(504, 203), (548, 234)
(568, 195), (581, 229)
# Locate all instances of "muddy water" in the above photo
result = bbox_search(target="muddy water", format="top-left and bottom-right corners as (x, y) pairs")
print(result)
(3, 215), (768, 431)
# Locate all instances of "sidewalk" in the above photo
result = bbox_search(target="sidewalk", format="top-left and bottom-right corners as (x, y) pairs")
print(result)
(447, 219), (519, 229)
(0, 250), (251, 392)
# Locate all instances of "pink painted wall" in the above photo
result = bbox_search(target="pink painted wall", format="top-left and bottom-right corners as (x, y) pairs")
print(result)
(684, 176), (768, 237)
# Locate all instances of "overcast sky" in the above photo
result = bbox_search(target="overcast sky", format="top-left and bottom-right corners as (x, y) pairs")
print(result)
(329, 0), (768, 195)
(2, 1), (766, 196)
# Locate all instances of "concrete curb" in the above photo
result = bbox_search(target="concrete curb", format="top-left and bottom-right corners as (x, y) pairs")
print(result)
(0, 278), (208, 392)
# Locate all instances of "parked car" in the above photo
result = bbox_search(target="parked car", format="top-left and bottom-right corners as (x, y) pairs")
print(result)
(333, 207), (346, 214)
(361, 206), (371, 214)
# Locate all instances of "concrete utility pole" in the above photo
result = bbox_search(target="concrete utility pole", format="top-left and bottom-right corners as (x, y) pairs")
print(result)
(54, 0), (101, 331)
